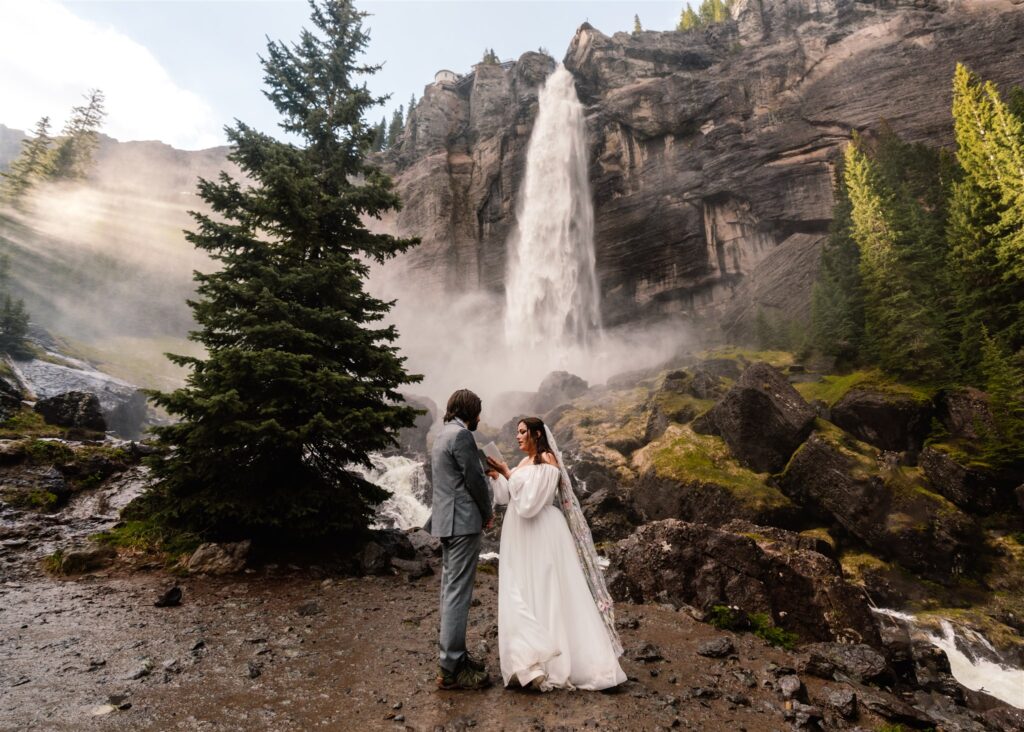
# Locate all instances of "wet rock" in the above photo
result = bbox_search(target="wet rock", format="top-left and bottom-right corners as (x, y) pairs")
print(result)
(830, 387), (933, 455)
(247, 660), (263, 679)
(153, 586), (182, 608)
(297, 600), (324, 617)
(859, 687), (937, 727)
(777, 674), (805, 701)
(800, 643), (888, 684)
(696, 637), (734, 658)
(783, 701), (822, 728)
(59, 544), (116, 575)
(0, 376), (23, 421)
(34, 391), (107, 432)
(125, 658), (154, 681)
(186, 541), (250, 575)
(626, 642), (664, 662)
(607, 519), (879, 645)
(536, 371), (588, 410)
(391, 557), (433, 580)
(580, 485), (645, 543)
(983, 706), (1024, 732)
(91, 704), (118, 716)
(691, 362), (815, 473)
(776, 425), (981, 580)
(919, 445), (1016, 515)
(406, 528), (441, 557)
(820, 686), (856, 719)
(934, 386), (995, 441)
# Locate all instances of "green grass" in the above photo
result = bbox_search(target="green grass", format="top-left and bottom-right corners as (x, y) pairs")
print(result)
(698, 346), (795, 369)
(706, 605), (799, 650)
(639, 425), (794, 512)
(24, 439), (74, 465)
(3, 488), (59, 510)
(0, 410), (64, 439)
(91, 518), (201, 560)
(793, 368), (937, 407)
(42, 549), (65, 574)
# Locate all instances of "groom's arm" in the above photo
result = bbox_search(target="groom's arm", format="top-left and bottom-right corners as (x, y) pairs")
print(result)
(452, 429), (493, 526)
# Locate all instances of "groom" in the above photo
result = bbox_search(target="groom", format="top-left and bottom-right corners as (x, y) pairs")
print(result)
(427, 388), (493, 690)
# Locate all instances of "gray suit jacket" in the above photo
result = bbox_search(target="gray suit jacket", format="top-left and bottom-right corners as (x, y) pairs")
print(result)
(426, 418), (493, 538)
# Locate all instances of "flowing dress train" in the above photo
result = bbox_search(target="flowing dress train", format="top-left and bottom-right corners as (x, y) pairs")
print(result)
(491, 464), (626, 691)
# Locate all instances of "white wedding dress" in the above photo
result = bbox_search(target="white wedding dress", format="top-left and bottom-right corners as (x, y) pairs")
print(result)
(490, 463), (627, 691)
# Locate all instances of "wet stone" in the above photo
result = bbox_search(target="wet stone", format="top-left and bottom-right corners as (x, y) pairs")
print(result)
(697, 637), (734, 658)
(821, 685), (856, 719)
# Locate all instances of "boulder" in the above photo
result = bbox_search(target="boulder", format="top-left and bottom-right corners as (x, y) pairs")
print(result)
(58, 544), (116, 574)
(919, 445), (1015, 515)
(185, 540), (250, 575)
(934, 386), (995, 441)
(819, 686), (857, 719)
(580, 485), (645, 543)
(358, 529), (417, 575)
(799, 642), (889, 684)
(535, 371), (589, 411)
(830, 386), (934, 455)
(389, 393), (436, 457)
(405, 527), (441, 557)
(34, 391), (107, 432)
(0, 376), (23, 421)
(691, 362), (815, 473)
(606, 519), (879, 645)
(777, 422), (981, 580)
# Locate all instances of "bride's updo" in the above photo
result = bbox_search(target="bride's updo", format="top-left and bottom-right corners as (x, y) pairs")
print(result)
(520, 417), (555, 465)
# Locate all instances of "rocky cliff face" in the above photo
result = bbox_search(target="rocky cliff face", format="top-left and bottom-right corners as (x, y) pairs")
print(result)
(383, 0), (1024, 337)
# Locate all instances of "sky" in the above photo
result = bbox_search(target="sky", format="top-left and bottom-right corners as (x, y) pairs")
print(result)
(0, 0), (687, 150)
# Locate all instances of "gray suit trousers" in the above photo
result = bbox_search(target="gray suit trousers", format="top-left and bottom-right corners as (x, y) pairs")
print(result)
(438, 532), (481, 671)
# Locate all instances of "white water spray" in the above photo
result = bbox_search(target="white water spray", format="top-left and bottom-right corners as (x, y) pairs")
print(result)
(353, 454), (431, 531)
(504, 64), (601, 351)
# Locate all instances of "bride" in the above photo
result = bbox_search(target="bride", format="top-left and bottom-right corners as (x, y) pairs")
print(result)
(486, 417), (626, 691)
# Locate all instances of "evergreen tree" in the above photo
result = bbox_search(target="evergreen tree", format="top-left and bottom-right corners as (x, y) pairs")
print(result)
(407, 94), (416, 123)
(844, 137), (948, 381)
(678, 7), (700, 31)
(49, 89), (106, 181)
(698, 0), (729, 25)
(371, 116), (387, 152)
(145, 0), (421, 543)
(977, 327), (1024, 472)
(633, 14), (643, 33)
(810, 155), (865, 365)
(1, 117), (53, 204)
(0, 256), (29, 356)
(948, 64), (1024, 377)
(386, 105), (404, 147)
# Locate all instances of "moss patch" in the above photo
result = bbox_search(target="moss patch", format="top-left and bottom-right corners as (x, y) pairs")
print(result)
(4, 488), (59, 510)
(92, 519), (201, 561)
(0, 410), (64, 439)
(698, 346), (795, 369)
(634, 425), (794, 513)
(794, 368), (937, 407)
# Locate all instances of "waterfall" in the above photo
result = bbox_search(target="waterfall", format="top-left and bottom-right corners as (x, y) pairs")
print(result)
(873, 608), (1024, 708)
(353, 454), (431, 531)
(504, 64), (602, 351)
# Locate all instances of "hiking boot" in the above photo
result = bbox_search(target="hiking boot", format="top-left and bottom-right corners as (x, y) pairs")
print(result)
(463, 653), (486, 673)
(437, 662), (492, 690)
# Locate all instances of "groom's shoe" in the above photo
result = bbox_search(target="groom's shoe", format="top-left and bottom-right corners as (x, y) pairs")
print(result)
(463, 653), (486, 673)
(437, 661), (492, 691)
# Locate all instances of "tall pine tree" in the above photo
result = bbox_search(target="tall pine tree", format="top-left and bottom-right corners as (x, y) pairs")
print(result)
(145, 0), (421, 543)
(49, 89), (106, 181)
(1, 117), (53, 204)
(844, 136), (949, 381)
(948, 64), (1024, 378)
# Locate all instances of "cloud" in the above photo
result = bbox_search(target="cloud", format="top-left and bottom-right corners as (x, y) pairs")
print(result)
(0, 0), (225, 149)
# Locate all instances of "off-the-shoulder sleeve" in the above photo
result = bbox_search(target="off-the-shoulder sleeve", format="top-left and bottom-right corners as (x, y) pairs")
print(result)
(510, 465), (561, 519)
(489, 474), (510, 506)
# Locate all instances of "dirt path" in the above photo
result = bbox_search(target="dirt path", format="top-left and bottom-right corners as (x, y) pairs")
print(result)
(0, 559), (823, 732)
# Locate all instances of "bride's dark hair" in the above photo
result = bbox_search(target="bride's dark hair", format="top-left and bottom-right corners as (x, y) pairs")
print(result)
(520, 417), (554, 465)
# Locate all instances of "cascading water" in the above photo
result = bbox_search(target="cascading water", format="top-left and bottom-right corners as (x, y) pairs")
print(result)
(504, 64), (602, 351)
(352, 454), (431, 531)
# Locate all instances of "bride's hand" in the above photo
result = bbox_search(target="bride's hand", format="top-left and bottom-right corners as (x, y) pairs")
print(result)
(487, 456), (511, 479)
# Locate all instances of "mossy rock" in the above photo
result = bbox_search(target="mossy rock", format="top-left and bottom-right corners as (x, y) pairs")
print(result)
(631, 424), (799, 528)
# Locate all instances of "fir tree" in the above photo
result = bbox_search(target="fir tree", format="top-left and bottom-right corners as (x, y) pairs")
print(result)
(977, 327), (1024, 472)
(844, 137), (948, 381)
(145, 0), (421, 543)
(0, 256), (29, 356)
(948, 65), (1024, 376)
(371, 116), (387, 152)
(386, 105), (404, 148)
(49, 89), (106, 181)
(1, 117), (53, 204)
(633, 14), (643, 33)
(698, 0), (729, 25)
(407, 94), (416, 123)
(678, 7), (700, 31)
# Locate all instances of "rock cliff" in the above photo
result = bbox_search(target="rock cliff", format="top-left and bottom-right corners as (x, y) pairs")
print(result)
(382, 0), (1024, 337)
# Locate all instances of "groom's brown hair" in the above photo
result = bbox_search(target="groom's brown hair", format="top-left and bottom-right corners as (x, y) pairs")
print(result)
(444, 389), (482, 424)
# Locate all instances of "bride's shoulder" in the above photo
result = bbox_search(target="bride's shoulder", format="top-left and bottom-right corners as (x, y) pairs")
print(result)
(539, 451), (559, 467)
